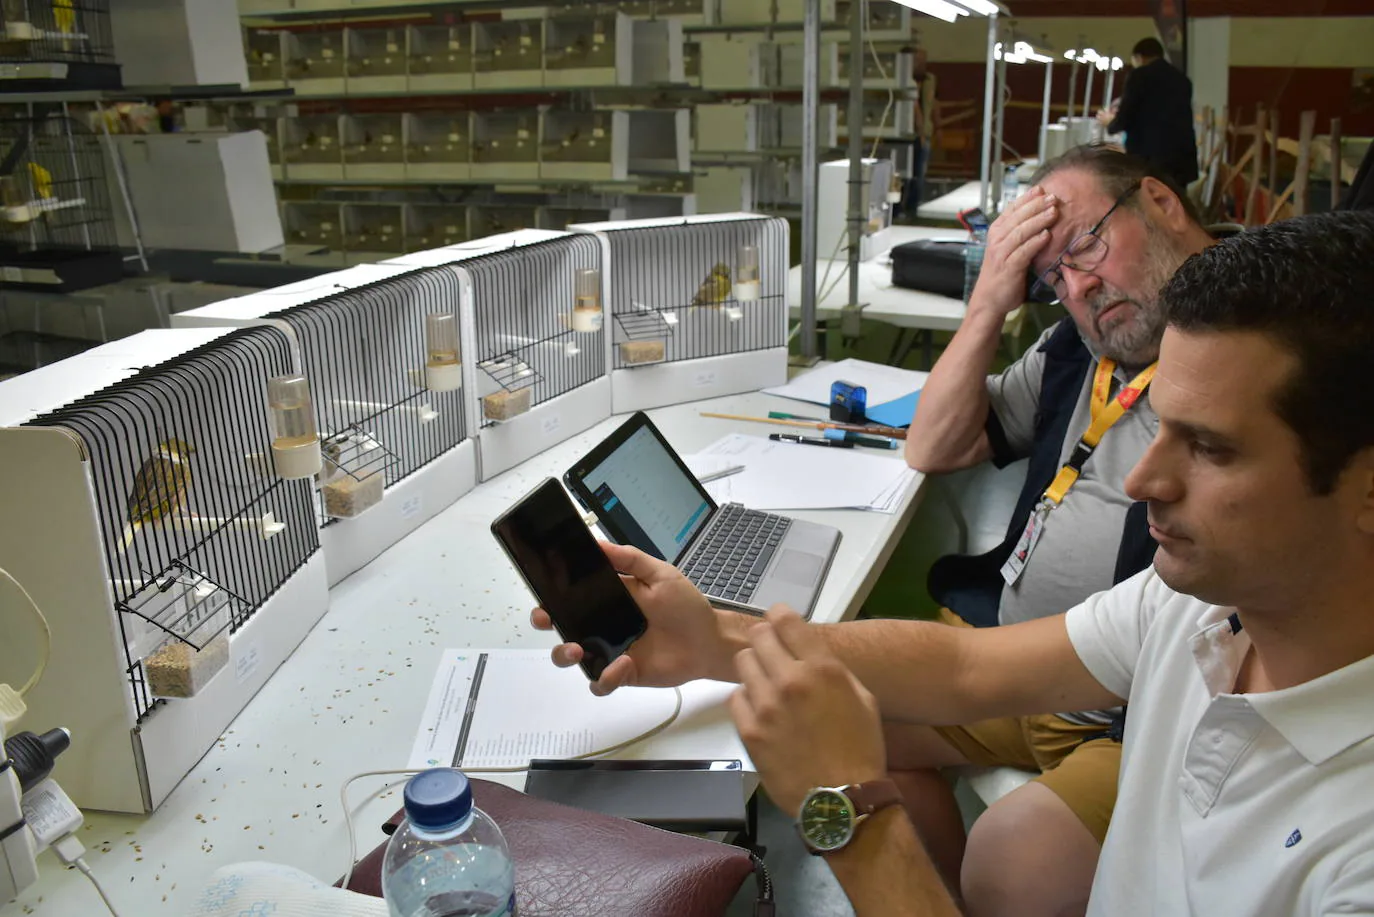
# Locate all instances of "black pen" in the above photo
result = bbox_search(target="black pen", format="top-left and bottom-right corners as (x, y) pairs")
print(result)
(769, 433), (854, 449)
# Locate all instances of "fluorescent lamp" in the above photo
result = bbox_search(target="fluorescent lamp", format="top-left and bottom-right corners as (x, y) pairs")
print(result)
(948, 0), (1001, 14)
(889, 0), (965, 22)
(1064, 49), (1077, 59)
(1112, 56), (1124, 70)
(1095, 56), (1110, 71)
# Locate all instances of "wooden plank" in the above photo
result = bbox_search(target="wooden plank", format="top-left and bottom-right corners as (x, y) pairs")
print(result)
(1268, 108), (1281, 221)
(1292, 110), (1316, 217)
(1331, 117), (1343, 209)
(1245, 106), (1266, 226)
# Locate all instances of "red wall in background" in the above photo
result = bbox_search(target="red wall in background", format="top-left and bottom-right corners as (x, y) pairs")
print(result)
(926, 62), (1374, 173)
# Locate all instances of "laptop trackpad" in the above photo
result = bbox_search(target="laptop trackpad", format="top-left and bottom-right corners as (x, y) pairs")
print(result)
(771, 549), (822, 587)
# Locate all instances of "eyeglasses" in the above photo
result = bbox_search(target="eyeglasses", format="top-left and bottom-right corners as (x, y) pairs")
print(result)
(1029, 182), (1142, 305)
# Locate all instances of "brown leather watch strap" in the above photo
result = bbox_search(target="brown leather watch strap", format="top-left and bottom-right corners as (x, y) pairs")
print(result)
(845, 779), (903, 818)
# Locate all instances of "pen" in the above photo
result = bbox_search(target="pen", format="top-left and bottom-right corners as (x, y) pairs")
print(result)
(698, 465), (745, 484)
(822, 429), (900, 450)
(769, 433), (853, 449)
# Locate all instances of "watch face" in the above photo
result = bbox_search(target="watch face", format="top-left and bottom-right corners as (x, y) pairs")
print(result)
(799, 788), (855, 852)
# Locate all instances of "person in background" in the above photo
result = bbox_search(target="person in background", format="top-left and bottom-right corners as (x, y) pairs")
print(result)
(535, 210), (1374, 917)
(1097, 37), (1198, 189)
(899, 46), (936, 221)
(891, 143), (1214, 915)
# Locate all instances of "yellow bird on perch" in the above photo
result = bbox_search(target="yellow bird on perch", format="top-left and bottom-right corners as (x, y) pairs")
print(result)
(121, 438), (196, 549)
(53, 0), (75, 35)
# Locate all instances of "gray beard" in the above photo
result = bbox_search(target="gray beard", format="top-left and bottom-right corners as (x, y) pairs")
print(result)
(1090, 225), (1187, 365)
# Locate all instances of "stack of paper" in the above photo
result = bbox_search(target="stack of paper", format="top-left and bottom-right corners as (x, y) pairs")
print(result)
(408, 649), (750, 770)
(762, 358), (928, 424)
(688, 433), (917, 513)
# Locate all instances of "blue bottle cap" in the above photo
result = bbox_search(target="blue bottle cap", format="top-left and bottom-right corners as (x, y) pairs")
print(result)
(403, 768), (473, 832)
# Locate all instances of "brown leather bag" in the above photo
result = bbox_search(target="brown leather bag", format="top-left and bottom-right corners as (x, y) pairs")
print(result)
(342, 777), (758, 917)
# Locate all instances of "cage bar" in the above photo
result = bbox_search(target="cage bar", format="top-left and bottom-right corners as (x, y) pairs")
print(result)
(570, 213), (789, 412)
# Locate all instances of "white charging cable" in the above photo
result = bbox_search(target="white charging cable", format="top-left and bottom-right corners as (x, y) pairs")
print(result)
(21, 778), (123, 917)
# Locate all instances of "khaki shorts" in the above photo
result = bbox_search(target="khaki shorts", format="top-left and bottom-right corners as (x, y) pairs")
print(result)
(931, 608), (1121, 845)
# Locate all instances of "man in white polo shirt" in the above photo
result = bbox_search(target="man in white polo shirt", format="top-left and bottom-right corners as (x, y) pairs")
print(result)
(533, 210), (1374, 914)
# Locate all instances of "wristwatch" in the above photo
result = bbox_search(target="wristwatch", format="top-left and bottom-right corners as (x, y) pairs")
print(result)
(796, 779), (903, 855)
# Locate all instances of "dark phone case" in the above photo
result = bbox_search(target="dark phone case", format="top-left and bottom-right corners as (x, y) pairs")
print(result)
(490, 478), (647, 679)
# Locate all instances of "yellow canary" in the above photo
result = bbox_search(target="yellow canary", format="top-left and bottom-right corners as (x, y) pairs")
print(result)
(691, 263), (732, 308)
(121, 438), (195, 549)
(53, 0), (74, 34)
(27, 162), (52, 200)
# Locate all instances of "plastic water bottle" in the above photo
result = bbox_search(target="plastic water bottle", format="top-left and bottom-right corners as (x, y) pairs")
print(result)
(1001, 165), (1021, 211)
(963, 229), (986, 305)
(382, 769), (516, 917)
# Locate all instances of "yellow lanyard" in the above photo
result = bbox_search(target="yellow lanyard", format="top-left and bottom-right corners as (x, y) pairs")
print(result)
(1042, 358), (1157, 507)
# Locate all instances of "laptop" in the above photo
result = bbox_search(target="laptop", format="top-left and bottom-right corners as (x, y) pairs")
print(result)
(564, 412), (841, 619)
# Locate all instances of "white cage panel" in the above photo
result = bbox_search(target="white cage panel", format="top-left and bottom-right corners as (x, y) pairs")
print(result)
(263, 267), (478, 584)
(280, 114), (343, 181)
(406, 111), (472, 181)
(341, 113), (406, 181)
(408, 23), (473, 92)
(0, 326), (329, 812)
(570, 214), (788, 411)
(473, 18), (543, 89)
(284, 26), (347, 95)
(457, 234), (611, 480)
(345, 25), (408, 93)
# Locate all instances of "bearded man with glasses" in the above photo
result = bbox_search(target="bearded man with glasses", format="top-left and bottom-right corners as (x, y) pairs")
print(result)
(892, 144), (1220, 916)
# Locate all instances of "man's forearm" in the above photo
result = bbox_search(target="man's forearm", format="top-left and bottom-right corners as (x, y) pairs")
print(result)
(814, 615), (1119, 726)
(903, 302), (1005, 473)
(826, 807), (961, 917)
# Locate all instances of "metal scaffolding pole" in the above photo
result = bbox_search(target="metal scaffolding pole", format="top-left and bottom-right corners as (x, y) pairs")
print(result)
(1040, 60), (1054, 161)
(978, 11), (999, 214)
(846, 0), (865, 312)
(797, 0), (822, 362)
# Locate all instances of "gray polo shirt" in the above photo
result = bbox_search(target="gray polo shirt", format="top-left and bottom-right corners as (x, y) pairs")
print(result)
(986, 327), (1160, 629)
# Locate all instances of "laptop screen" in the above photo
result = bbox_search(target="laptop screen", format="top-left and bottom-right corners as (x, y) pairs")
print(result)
(577, 423), (713, 562)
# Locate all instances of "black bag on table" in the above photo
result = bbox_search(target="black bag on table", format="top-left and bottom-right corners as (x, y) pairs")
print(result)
(891, 238), (967, 300)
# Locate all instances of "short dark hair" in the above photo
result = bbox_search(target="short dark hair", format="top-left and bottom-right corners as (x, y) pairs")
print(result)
(1030, 142), (1203, 226)
(1133, 37), (1164, 59)
(1161, 211), (1374, 494)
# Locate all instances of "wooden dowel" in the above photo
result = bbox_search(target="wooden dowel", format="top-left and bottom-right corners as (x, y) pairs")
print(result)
(699, 412), (908, 440)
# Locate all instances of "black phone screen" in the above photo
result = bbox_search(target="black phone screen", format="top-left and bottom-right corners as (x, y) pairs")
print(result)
(491, 478), (647, 680)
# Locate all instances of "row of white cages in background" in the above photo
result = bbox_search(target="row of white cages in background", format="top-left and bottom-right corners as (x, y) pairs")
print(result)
(695, 38), (913, 91)
(0, 215), (786, 817)
(278, 195), (698, 263)
(245, 14), (684, 95)
(239, 0), (707, 22)
(243, 108), (691, 184)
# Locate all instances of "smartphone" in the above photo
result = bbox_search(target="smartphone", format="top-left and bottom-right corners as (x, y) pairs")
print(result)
(491, 478), (648, 680)
(957, 206), (990, 234)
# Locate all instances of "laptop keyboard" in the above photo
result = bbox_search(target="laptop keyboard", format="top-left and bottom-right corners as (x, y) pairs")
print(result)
(680, 503), (792, 605)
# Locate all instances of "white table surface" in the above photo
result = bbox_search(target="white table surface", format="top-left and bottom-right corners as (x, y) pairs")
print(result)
(788, 225), (1023, 337)
(8, 387), (927, 917)
(918, 179), (984, 222)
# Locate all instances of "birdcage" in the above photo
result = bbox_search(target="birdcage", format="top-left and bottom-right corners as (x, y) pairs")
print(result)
(0, 105), (123, 292)
(427, 231), (610, 480)
(172, 262), (476, 586)
(407, 22), (473, 92)
(344, 25), (408, 94)
(473, 18), (542, 89)
(569, 213), (788, 413)
(0, 0), (119, 90)
(0, 326), (329, 813)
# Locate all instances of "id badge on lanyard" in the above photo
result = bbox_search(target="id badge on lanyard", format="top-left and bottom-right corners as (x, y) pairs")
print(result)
(999, 358), (1156, 587)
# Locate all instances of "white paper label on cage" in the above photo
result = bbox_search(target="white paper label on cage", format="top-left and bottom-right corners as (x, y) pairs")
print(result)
(520, 35), (532, 46)
(234, 642), (262, 685)
(387, 42), (399, 53)
(693, 370), (718, 388)
(321, 222), (334, 230)
(592, 127), (605, 138)
(542, 415), (562, 437)
(2, 267), (21, 283)
(593, 34), (606, 44)
(400, 494), (424, 521)
(517, 129), (529, 139)
(321, 48), (334, 59)
(448, 132), (461, 142)
(449, 40), (461, 50)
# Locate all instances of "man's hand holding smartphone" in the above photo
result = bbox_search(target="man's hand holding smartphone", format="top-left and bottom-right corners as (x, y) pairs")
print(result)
(531, 540), (747, 696)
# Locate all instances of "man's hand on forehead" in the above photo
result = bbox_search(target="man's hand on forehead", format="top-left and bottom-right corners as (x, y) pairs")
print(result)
(970, 183), (1060, 317)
